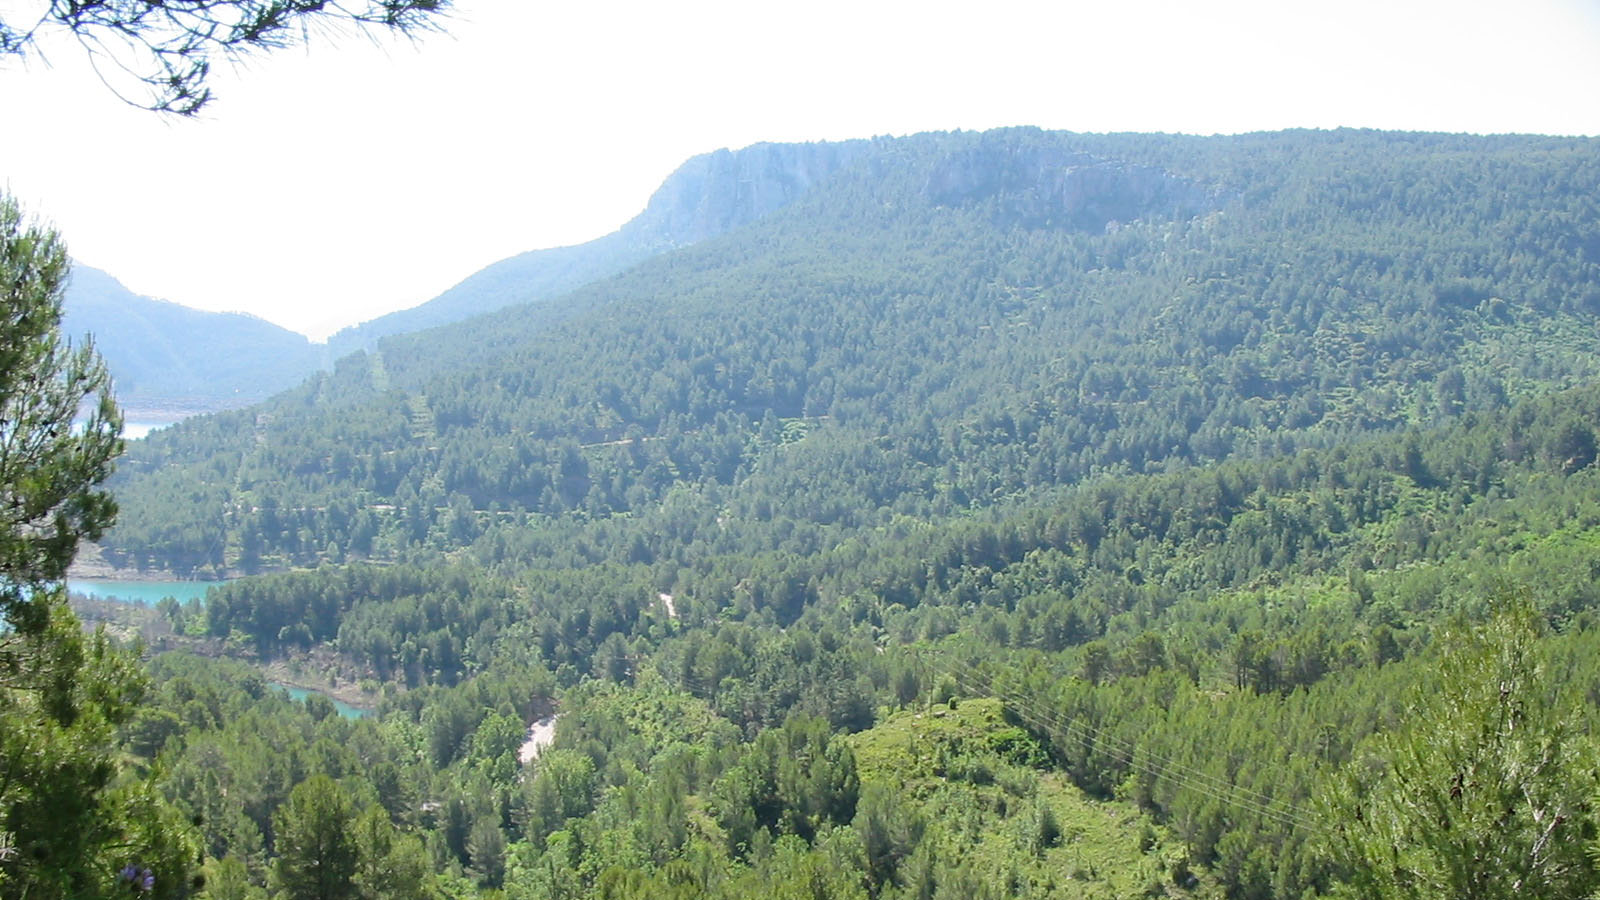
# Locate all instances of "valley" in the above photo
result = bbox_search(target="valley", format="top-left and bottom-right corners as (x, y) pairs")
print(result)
(10, 126), (1600, 899)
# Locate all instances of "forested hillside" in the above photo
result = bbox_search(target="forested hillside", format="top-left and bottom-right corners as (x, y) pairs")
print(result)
(324, 140), (866, 355)
(69, 128), (1600, 899)
(61, 264), (326, 417)
(106, 128), (1600, 574)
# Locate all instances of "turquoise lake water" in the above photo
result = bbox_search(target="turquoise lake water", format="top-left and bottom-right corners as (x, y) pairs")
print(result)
(67, 579), (371, 719)
(275, 684), (372, 719)
(67, 579), (223, 606)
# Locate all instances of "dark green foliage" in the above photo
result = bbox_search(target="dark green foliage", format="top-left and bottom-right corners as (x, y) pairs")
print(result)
(124, 370), (1600, 898)
(143, 653), (448, 897)
(0, 194), (197, 899)
(855, 782), (923, 891)
(1321, 606), (1599, 899)
(272, 775), (359, 900)
(0, 199), (121, 634)
(104, 130), (1600, 580)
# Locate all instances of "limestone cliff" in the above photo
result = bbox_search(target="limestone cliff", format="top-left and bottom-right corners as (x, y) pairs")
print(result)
(924, 141), (1215, 230)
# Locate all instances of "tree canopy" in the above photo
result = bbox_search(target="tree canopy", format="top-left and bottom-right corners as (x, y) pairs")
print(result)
(0, 196), (121, 635)
(0, 0), (450, 114)
(0, 194), (199, 899)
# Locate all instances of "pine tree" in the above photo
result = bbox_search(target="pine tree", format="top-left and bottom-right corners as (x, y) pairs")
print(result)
(0, 194), (121, 637)
(0, 194), (197, 899)
(271, 776), (359, 900)
(1321, 605), (1599, 899)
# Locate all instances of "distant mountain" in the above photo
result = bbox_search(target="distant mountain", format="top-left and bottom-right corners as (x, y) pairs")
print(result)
(324, 140), (867, 355)
(61, 264), (326, 419)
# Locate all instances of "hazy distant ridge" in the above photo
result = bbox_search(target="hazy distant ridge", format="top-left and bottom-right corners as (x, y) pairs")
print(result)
(61, 264), (325, 418)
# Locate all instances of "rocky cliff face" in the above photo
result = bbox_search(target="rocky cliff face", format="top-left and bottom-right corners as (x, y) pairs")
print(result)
(924, 142), (1214, 230)
(625, 140), (867, 248)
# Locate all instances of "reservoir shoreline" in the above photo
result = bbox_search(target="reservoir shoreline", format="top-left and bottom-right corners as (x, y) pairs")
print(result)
(69, 578), (379, 715)
(68, 542), (286, 582)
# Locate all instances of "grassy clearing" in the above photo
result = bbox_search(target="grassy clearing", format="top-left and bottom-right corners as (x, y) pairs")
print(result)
(853, 698), (1214, 898)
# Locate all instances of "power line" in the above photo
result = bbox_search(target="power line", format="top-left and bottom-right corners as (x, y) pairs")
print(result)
(935, 661), (1318, 834)
(925, 649), (1326, 835)
(938, 659), (1322, 834)
(659, 642), (1326, 835)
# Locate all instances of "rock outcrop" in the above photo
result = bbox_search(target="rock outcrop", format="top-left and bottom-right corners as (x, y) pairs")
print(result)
(924, 141), (1214, 231)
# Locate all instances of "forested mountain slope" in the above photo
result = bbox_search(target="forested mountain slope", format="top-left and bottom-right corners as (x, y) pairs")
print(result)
(126, 379), (1600, 900)
(324, 140), (866, 355)
(90, 127), (1600, 900)
(62, 263), (326, 417)
(104, 128), (1600, 573)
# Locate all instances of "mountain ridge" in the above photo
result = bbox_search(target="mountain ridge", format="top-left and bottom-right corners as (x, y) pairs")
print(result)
(61, 263), (327, 418)
(324, 139), (870, 355)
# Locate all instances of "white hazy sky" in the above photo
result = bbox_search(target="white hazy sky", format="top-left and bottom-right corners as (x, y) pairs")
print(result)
(2, 0), (1597, 341)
